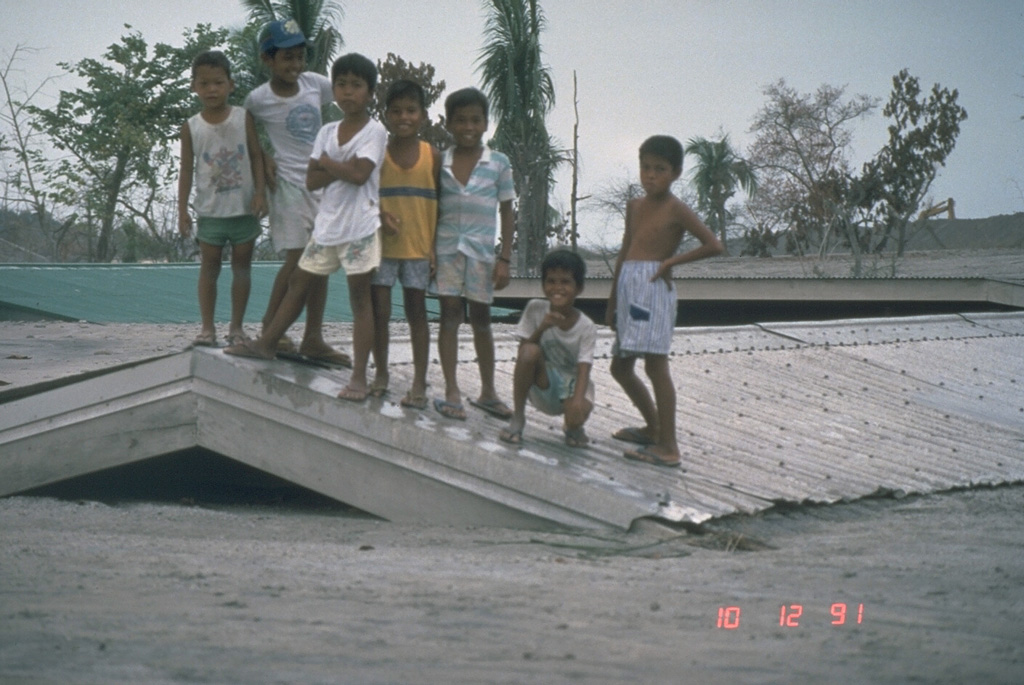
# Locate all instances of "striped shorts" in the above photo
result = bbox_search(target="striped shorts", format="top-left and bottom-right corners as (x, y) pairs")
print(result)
(612, 261), (676, 356)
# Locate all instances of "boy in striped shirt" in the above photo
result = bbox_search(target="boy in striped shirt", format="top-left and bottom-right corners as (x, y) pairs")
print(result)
(431, 88), (516, 421)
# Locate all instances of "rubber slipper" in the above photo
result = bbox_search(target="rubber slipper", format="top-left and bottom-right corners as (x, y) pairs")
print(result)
(400, 392), (429, 410)
(338, 386), (368, 403)
(223, 340), (274, 360)
(192, 332), (217, 348)
(564, 427), (589, 448)
(433, 398), (467, 420)
(612, 426), (655, 446)
(499, 427), (523, 445)
(623, 446), (681, 468)
(469, 397), (513, 419)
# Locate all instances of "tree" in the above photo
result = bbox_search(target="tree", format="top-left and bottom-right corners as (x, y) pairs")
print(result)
(478, 0), (563, 274)
(372, 53), (451, 150)
(685, 134), (757, 255)
(1, 45), (57, 258)
(859, 70), (968, 261)
(28, 25), (226, 261)
(240, 0), (343, 76)
(747, 79), (877, 256)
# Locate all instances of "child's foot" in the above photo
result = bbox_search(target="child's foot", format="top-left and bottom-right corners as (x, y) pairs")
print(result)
(434, 398), (467, 421)
(226, 330), (250, 347)
(369, 372), (389, 398)
(612, 426), (655, 446)
(469, 397), (513, 419)
(223, 339), (275, 360)
(191, 330), (217, 348)
(564, 426), (589, 448)
(338, 385), (369, 402)
(297, 341), (352, 368)
(499, 416), (526, 445)
(400, 391), (429, 410)
(623, 446), (681, 468)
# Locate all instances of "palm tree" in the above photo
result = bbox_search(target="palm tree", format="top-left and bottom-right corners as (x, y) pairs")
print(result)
(685, 135), (758, 255)
(477, 0), (562, 273)
(240, 0), (344, 75)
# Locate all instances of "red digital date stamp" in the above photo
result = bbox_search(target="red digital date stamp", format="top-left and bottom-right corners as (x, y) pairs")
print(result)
(716, 603), (865, 629)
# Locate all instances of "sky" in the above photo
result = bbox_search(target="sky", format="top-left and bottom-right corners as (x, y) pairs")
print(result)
(4, 0), (1023, 245)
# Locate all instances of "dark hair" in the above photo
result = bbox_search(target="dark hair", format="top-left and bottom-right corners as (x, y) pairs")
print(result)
(541, 249), (586, 288)
(385, 79), (427, 110)
(445, 87), (489, 122)
(331, 53), (377, 90)
(639, 135), (684, 172)
(191, 50), (232, 81)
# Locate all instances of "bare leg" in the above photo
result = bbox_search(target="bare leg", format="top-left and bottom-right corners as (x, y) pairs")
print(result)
(468, 300), (502, 404)
(339, 271), (374, 399)
(501, 341), (545, 441)
(438, 296), (464, 405)
(610, 354), (658, 438)
(299, 275), (336, 355)
(262, 248), (302, 334)
(644, 354), (680, 460)
(370, 283), (392, 393)
(228, 240), (255, 339)
(197, 241), (223, 340)
(226, 269), (319, 359)
(403, 286), (430, 399)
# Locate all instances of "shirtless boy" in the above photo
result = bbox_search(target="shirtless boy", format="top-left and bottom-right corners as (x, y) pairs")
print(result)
(606, 135), (724, 467)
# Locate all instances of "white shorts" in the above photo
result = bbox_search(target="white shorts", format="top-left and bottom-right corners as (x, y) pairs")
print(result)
(298, 231), (381, 277)
(269, 177), (317, 252)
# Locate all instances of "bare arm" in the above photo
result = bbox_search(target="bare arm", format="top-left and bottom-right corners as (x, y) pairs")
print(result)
(177, 123), (194, 238)
(493, 199), (515, 290)
(652, 202), (724, 283)
(605, 199), (635, 327)
(307, 154), (376, 191)
(245, 111), (268, 218)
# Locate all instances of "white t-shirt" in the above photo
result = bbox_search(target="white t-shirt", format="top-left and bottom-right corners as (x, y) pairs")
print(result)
(186, 106), (254, 218)
(515, 298), (597, 403)
(309, 119), (388, 245)
(244, 72), (333, 186)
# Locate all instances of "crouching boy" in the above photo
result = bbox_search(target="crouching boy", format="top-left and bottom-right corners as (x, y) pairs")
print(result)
(499, 250), (597, 448)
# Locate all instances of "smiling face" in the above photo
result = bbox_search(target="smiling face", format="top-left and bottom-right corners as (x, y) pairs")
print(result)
(542, 266), (582, 312)
(385, 96), (425, 139)
(446, 103), (488, 151)
(332, 72), (371, 117)
(264, 46), (306, 89)
(639, 152), (681, 197)
(192, 64), (234, 111)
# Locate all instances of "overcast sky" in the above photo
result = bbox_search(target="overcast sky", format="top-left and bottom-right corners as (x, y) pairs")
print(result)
(5, 0), (1023, 244)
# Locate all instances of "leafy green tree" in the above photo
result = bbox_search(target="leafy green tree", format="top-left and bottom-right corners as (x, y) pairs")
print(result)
(28, 25), (226, 261)
(241, 0), (343, 76)
(859, 70), (968, 260)
(685, 135), (757, 255)
(478, 0), (563, 273)
(373, 53), (451, 150)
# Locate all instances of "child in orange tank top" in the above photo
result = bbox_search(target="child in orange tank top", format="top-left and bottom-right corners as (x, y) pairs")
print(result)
(370, 80), (441, 408)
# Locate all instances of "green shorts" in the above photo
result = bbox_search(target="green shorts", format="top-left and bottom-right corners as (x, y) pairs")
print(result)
(196, 215), (261, 247)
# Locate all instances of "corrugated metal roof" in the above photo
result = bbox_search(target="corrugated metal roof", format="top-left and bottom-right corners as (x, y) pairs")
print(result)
(2, 312), (1022, 528)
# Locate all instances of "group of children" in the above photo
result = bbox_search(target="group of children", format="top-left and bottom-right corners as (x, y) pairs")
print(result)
(177, 20), (723, 469)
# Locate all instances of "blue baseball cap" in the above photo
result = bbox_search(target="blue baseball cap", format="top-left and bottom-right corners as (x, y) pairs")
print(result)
(260, 19), (306, 54)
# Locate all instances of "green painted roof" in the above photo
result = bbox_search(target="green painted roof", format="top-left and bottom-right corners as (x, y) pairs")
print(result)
(0, 263), (435, 324)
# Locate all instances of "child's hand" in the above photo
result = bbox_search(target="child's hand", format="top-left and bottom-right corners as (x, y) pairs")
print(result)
(264, 156), (278, 193)
(380, 211), (400, 236)
(493, 259), (511, 291)
(251, 192), (268, 219)
(541, 311), (566, 331)
(651, 261), (673, 288)
(178, 213), (192, 238)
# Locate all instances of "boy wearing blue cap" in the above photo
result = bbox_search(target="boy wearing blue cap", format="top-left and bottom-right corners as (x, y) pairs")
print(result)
(244, 19), (349, 366)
